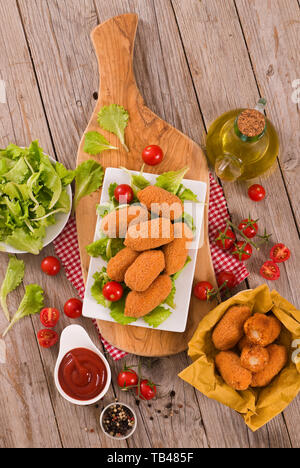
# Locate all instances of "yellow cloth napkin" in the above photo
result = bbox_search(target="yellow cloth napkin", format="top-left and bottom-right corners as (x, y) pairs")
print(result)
(179, 285), (300, 431)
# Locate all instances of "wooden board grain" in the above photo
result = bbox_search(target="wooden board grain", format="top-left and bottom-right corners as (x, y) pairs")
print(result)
(76, 13), (217, 356)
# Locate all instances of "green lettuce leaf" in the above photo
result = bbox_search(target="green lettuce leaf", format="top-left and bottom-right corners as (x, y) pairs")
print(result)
(164, 277), (176, 309)
(177, 184), (199, 202)
(4, 157), (30, 184)
(55, 162), (75, 186)
(0, 256), (25, 321)
(143, 306), (172, 328)
(98, 104), (129, 152)
(91, 268), (111, 307)
(2, 284), (44, 337)
(84, 131), (118, 155)
(5, 226), (45, 255)
(155, 167), (189, 194)
(121, 165), (150, 197)
(39, 155), (62, 209)
(86, 237), (124, 260)
(73, 160), (104, 214)
(110, 297), (137, 325)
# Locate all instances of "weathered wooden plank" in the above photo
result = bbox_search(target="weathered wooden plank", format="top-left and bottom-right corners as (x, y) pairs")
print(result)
(171, 0), (297, 446)
(0, 0), (61, 448)
(236, 0), (300, 227)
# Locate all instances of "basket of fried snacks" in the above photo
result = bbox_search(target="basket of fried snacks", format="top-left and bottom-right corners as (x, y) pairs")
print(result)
(179, 284), (300, 431)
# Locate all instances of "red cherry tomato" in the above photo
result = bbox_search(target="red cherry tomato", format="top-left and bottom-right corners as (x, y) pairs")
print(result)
(248, 184), (266, 202)
(193, 281), (214, 301)
(260, 261), (280, 281)
(102, 281), (123, 302)
(117, 369), (138, 390)
(114, 184), (134, 204)
(64, 298), (83, 319)
(40, 308), (60, 328)
(142, 145), (163, 166)
(238, 218), (258, 239)
(215, 227), (236, 250)
(269, 243), (291, 263)
(41, 256), (61, 276)
(217, 271), (237, 289)
(136, 379), (157, 401)
(232, 241), (253, 261)
(37, 329), (59, 348)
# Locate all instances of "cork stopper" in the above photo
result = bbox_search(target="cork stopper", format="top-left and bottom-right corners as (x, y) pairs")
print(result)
(237, 109), (266, 137)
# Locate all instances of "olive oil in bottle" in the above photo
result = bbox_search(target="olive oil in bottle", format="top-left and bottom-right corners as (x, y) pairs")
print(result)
(206, 99), (279, 181)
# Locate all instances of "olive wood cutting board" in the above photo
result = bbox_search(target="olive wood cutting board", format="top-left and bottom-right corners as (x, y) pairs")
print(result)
(76, 13), (217, 356)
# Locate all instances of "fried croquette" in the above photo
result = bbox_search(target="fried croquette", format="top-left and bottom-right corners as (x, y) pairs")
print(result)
(212, 305), (252, 351)
(124, 274), (172, 318)
(107, 247), (140, 283)
(125, 250), (165, 292)
(240, 344), (269, 373)
(162, 223), (193, 275)
(215, 351), (252, 391)
(238, 335), (253, 351)
(137, 185), (183, 220)
(251, 344), (287, 387)
(244, 313), (281, 347)
(124, 217), (174, 251)
(100, 205), (148, 238)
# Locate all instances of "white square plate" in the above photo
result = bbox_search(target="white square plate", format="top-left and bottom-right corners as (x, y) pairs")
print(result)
(82, 168), (207, 333)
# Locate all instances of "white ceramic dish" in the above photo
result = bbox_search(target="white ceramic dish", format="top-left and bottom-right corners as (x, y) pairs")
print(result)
(100, 402), (137, 440)
(0, 154), (72, 254)
(54, 325), (111, 406)
(82, 167), (207, 333)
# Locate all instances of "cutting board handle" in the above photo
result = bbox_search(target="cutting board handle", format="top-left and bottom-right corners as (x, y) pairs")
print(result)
(91, 13), (139, 103)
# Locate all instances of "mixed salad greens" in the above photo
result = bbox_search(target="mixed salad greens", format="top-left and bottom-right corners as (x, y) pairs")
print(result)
(87, 166), (197, 328)
(0, 141), (104, 254)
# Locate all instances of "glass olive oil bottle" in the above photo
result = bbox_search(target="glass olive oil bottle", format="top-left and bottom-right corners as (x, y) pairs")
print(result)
(206, 99), (279, 181)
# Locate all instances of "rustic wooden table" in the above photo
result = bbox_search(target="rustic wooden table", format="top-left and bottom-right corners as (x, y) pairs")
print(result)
(0, 0), (299, 449)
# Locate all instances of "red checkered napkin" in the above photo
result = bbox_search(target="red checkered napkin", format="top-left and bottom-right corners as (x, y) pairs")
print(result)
(54, 174), (249, 361)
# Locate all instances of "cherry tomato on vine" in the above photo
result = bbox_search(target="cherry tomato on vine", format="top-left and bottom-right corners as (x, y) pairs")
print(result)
(41, 256), (61, 276)
(193, 281), (214, 301)
(136, 379), (157, 401)
(64, 298), (83, 318)
(232, 241), (253, 261)
(142, 145), (163, 166)
(215, 227), (236, 250)
(114, 184), (134, 204)
(40, 307), (60, 328)
(37, 329), (59, 348)
(248, 184), (266, 202)
(102, 281), (123, 302)
(117, 368), (138, 390)
(238, 218), (258, 239)
(217, 271), (237, 289)
(269, 243), (291, 263)
(260, 261), (280, 281)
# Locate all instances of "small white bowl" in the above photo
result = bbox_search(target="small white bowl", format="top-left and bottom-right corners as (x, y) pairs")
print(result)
(100, 402), (137, 440)
(54, 325), (111, 406)
(0, 154), (72, 254)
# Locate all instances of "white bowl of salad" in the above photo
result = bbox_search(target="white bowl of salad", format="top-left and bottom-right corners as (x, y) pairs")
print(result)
(0, 141), (73, 255)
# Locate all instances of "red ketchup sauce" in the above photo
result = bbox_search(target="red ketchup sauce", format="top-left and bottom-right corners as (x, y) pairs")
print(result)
(58, 348), (107, 401)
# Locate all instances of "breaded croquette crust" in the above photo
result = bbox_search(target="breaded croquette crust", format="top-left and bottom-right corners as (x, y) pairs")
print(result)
(251, 344), (287, 387)
(124, 274), (172, 318)
(212, 305), (252, 351)
(100, 205), (149, 238)
(244, 313), (281, 347)
(124, 218), (174, 251)
(137, 185), (183, 220)
(162, 223), (193, 275)
(240, 344), (269, 373)
(107, 247), (140, 283)
(238, 335), (253, 352)
(215, 351), (252, 391)
(125, 250), (165, 292)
